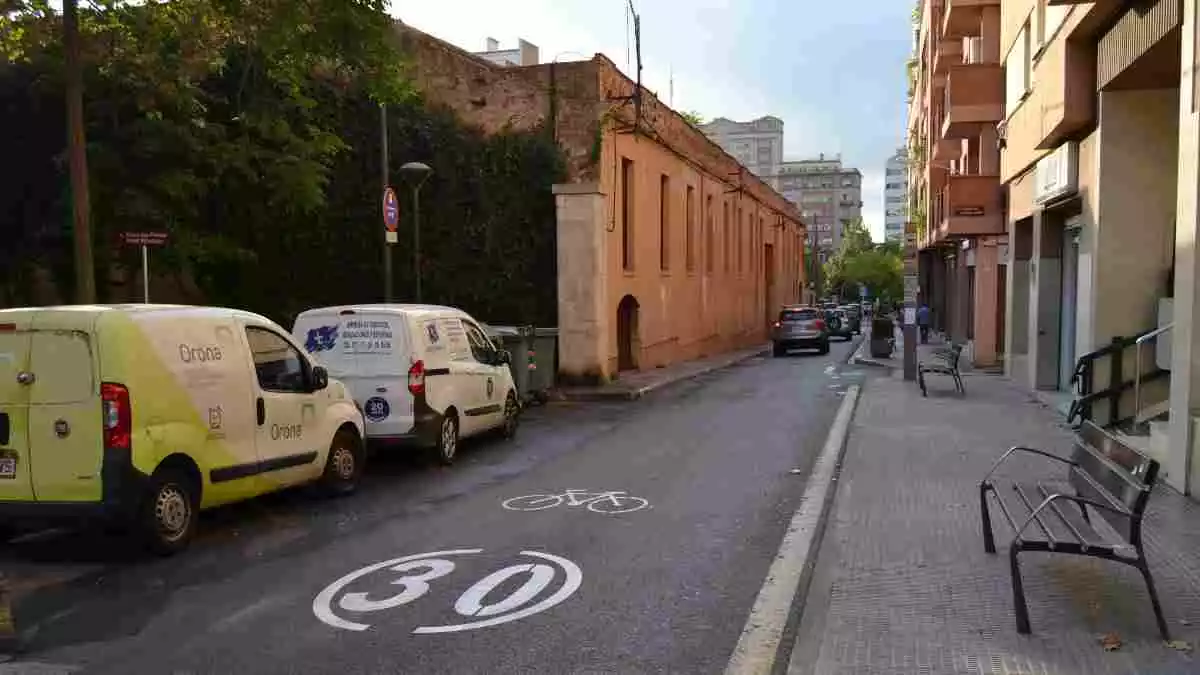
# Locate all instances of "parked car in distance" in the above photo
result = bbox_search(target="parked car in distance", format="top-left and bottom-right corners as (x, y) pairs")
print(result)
(0, 304), (366, 554)
(826, 309), (854, 341)
(293, 304), (520, 466)
(772, 306), (830, 356)
(839, 305), (862, 334)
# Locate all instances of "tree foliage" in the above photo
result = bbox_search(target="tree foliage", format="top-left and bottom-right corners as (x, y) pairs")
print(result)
(680, 110), (704, 126)
(823, 219), (902, 304)
(0, 0), (567, 325)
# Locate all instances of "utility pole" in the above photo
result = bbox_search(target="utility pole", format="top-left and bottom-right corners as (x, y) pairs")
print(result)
(64, 0), (95, 303)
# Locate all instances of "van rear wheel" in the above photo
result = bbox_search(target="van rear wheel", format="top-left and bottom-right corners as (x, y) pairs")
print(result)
(434, 413), (459, 465)
(141, 468), (197, 556)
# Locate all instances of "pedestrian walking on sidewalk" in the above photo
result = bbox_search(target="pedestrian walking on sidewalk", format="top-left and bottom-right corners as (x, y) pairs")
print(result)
(917, 303), (930, 344)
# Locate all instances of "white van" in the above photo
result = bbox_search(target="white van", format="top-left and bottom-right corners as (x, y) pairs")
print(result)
(293, 304), (519, 464)
(0, 305), (365, 554)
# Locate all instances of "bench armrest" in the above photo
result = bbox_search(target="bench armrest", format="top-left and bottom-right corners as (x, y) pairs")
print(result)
(982, 446), (1076, 482)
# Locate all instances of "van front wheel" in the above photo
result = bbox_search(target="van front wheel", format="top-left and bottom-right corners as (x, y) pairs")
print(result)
(141, 468), (197, 556)
(321, 428), (362, 496)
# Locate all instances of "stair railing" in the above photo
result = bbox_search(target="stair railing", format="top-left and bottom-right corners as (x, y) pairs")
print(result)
(1133, 323), (1173, 424)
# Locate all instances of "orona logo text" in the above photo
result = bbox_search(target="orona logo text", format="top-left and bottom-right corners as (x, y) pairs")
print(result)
(179, 344), (223, 363)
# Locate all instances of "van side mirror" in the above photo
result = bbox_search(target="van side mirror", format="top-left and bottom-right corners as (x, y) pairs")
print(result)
(497, 350), (512, 366)
(311, 366), (329, 391)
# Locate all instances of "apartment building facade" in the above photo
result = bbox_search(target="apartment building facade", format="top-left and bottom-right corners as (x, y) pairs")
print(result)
(699, 116), (785, 189)
(994, 0), (1200, 500)
(398, 24), (807, 384)
(777, 157), (864, 259)
(908, 0), (1007, 369)
(885, 148), (908, 242)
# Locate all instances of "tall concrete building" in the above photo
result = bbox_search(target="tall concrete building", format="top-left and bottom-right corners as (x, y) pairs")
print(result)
(884, 148), (907, 243)
(776, 156), (863, 260)
(698, 116), (784, 188)
(702, 118), (863, 264)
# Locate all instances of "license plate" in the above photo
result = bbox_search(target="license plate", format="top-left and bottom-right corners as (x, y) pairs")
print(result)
(0, 458), (14, 479)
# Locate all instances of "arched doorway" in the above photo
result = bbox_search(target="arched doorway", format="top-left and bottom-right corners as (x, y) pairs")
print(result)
(616, 294), (640, 372)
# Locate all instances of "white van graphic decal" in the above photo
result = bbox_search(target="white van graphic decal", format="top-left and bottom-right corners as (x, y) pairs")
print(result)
(342, 320), (393, 354)
(305, 325), (339, 353)
(363, 397), (390, 423)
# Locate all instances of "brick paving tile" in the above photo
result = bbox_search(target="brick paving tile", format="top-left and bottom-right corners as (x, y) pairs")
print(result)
(791, 370), (1200, 675)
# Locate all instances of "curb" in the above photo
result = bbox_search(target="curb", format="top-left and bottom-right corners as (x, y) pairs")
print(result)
(724, 383), (862, 675)
(558, 347), (768, 402)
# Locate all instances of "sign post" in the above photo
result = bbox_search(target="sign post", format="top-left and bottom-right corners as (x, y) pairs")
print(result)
(902, 223), (918, 381)
(383, 186), (399, 302)
(119, 231), (168, 303)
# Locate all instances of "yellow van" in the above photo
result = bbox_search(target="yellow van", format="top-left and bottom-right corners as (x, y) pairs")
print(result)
(0, 305), (366, 554)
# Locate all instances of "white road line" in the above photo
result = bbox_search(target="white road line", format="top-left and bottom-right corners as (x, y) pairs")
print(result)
(724, 384), (862, 675)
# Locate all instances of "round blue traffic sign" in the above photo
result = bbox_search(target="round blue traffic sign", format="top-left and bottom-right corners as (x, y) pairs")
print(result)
(364, 396), (390, 423)
(383, 188), (399, 232)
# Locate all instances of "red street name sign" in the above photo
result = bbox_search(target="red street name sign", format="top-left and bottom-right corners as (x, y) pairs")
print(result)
(119, 231), (169, 247)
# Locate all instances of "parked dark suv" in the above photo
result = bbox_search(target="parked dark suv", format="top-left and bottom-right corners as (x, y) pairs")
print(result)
(772, 306), (830, 356)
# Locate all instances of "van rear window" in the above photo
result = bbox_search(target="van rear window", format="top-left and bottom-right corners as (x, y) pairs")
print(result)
(30, 331), (94, 404)
(780, 309), (818, 322)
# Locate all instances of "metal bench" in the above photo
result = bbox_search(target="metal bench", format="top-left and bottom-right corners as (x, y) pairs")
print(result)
(917, 343), (963, 396)
(978, 420), (1168, 639)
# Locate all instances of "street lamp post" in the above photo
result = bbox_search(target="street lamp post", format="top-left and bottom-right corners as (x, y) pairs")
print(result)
(399, 161), (432, 303)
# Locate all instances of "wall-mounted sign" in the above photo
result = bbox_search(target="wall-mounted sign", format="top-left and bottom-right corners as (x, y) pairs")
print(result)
(954, 206), (985, 216)
(1033, 141), (1078, 205)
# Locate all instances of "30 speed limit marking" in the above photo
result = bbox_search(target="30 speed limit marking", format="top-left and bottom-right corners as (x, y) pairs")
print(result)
(312, 549), (582, 634)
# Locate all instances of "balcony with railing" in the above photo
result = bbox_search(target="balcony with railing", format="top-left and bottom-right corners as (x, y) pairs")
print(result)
(940, 49), (1003, 140)
(933, 35), (962, 75)
(942, 0), (999, 39)
(930, 173), (1003, 242)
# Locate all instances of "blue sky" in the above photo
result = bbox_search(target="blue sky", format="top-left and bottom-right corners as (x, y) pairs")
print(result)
(395, 0), (911, 242)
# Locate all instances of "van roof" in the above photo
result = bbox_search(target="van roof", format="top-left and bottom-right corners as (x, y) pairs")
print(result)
(295, 304), (468, 320)
(0, 303), (275, 325)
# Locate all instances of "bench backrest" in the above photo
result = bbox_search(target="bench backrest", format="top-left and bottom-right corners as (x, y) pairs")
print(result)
(1068, 421), (1158, 544)
(944, 343), (963, 369)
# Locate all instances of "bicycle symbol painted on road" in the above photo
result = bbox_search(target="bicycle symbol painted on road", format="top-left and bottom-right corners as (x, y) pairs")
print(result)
(502, 489), (650, 515)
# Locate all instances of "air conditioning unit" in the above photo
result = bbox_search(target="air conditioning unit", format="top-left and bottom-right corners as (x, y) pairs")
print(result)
(964, 37), (982, 64)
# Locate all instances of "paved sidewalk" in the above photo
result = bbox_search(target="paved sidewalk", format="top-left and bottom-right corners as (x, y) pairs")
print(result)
(555, 343), (768, 401)
(788, 372), (1200, 674)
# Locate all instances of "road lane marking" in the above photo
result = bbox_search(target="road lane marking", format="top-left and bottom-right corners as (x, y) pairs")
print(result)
(312, 549), (581, 634)
(724, 384), (862, 675)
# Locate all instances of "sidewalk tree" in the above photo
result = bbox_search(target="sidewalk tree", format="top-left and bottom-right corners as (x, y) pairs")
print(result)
(823, 219), (902, 304)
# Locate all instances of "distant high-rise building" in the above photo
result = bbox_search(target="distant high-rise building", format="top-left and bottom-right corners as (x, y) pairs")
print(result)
(884, 148), (907, 243)
(775, 155), (862, 260)
(699, 116), (784, 188)
(701, 118), (862, 264)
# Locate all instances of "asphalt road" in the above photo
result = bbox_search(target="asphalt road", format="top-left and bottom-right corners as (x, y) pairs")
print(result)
(1, 337), (864, 675)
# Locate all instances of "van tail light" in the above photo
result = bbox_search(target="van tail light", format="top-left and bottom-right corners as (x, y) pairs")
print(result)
(773, 321), (781, 328)
(101, 382), (131, 450)
(813, 319), (826, 331)
(408, 360), (426, 396)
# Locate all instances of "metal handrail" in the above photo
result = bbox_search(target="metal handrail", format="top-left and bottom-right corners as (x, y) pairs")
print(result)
(1134, 323), (1174, 424)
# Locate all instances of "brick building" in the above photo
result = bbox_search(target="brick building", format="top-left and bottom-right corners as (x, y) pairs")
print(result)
(396, 24), (808, 383)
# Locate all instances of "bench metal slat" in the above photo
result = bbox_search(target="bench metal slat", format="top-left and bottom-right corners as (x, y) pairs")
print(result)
(1012, 483), (1058, 548)
(1035, 482), (1096, 552)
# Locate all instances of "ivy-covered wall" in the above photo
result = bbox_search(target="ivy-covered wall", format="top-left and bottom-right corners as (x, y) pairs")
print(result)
(0, 4), (567, 328)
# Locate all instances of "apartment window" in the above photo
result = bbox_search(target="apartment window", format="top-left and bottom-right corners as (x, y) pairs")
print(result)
(659, 174), (670, 272)
(1004, 22), (1031, 116)
(686, 185), (696, 272)
(621, 157), (634, 271)
(1033, 1), (1069, 54)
